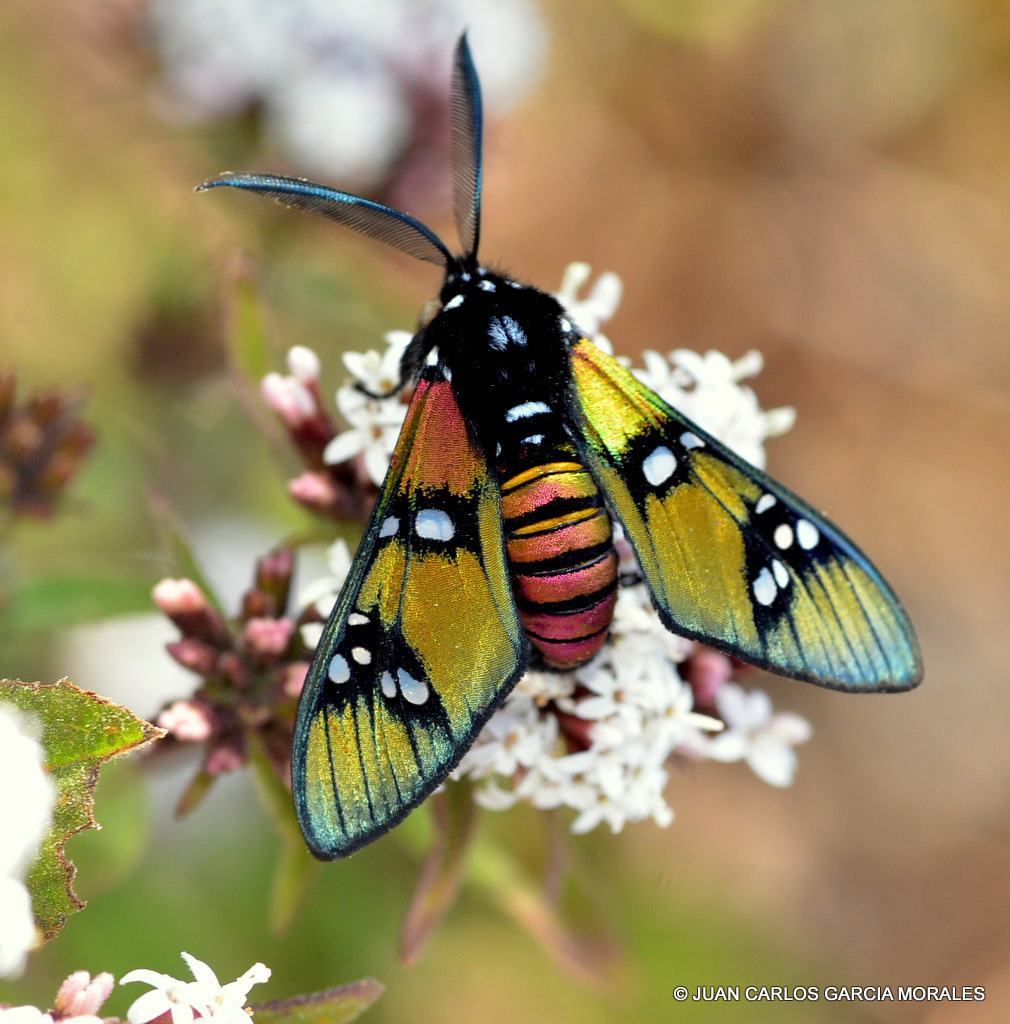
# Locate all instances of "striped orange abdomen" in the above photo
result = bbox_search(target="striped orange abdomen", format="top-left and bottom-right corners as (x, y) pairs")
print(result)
(500, 457), (618, 669)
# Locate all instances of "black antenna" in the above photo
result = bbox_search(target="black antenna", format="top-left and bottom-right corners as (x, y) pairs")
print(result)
(450, 33), (483, 260)
(195, 174), (453, 267)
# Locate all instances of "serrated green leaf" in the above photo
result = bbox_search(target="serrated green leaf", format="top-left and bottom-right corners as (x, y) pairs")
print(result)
(0, 679), (164, 939)
(252, 979), (383, 1024)
(4, 572), (155, 634)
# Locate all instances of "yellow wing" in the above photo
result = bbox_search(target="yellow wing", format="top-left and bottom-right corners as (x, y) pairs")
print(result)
(567, 337), (922, 692)
(292, 367), (525, 858)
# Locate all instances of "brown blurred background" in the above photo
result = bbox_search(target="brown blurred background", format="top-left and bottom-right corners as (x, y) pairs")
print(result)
(2, 0), (1009, 1021)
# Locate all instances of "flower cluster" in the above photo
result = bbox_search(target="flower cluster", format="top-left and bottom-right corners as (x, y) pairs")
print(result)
(267, 264), (813, 837)
(452, 585), (723, 833)
(152, 550), (311, 806)
(122, 952), (270, 1024)
(0, 373), (96, 522)
(260, 343), (405, 521)
(149, 0), (546, 188)
(0, 955), (270, 1024)
(0, 707), (55, 978)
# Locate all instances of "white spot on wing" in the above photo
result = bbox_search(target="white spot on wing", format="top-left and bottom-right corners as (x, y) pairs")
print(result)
(680, 431), (704, 449)
(379, 516), (399, 538)
(425, 347), (440, 366)
(753, 566), (777, 606)
(348, 612), (369, 626)
(756, 494), (776, 514)
(772, 559), (790, 588)
(773, 523), (794, 550)
(559, 318), (572, 333)
(415, 508), (455, 541)
(522, 434), (545, 445)
(796, 519), (820, 550)
(398, 668), (430, 705)
(328, 654), (350, 684)
(478, 279), (496, 292)
(642, 445), (677, 487)
(381, 671), (397, 699)
(505, 400), (551, 422)
(351, 647), (371, 665)
(443, 294), (464, 311)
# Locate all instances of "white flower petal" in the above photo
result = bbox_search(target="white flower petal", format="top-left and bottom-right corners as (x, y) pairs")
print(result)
(180, 952), (219, 990)
(323, 429), (365, 466)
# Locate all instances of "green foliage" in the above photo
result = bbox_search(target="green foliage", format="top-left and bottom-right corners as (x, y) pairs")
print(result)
(253, 979), (384, 1024)
(4, 571), (155, 635)
(0, 679), (163, 939)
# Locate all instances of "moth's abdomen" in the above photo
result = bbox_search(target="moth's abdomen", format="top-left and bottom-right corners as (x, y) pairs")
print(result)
(500, 457), (618, 669)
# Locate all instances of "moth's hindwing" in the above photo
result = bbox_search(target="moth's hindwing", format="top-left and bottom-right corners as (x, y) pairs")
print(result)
(567, 338), (922, 692)
(293, 368), (526, 858)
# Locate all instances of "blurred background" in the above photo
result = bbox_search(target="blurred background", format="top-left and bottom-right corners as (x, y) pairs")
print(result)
(1, 0), (1009, 1021)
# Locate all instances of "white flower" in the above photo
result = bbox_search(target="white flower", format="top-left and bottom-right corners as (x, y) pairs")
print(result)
(554, 263), (622, 352)
(0, 1008), (53, 1024)
(342, 331), (411, 395)
(121, 953), (270, 1024)
(298, 540), (352, 650)
(0, 706), (55, 979)
(150, 0), (547, 186)
(285, 345), (320, 384)
(703, 683), (812, 787)
(0, 877), (39, 982)
(324, 385), (407, 486)
(631, 347), (795, 470)
(456, 587), (722, 834)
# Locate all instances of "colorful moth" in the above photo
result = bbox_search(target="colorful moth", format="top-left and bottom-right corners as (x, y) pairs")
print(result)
(198, 34), (922, 859)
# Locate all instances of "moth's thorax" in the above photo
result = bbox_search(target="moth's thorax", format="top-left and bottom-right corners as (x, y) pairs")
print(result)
(422, 265), (573, 461)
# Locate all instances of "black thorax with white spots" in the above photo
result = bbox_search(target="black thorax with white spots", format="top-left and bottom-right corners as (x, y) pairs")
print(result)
(402, 265), (577, 478)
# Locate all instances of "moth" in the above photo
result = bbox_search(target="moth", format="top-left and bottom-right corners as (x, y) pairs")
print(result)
(199, 35), (922, 859)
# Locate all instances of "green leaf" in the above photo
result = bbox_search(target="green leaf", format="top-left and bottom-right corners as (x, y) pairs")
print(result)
(224, 251), (275, 387)
(0, 679), (164, 939)
(252, 979), (383, 1024)
(400, 778), (477, 964)
(466, 830), (617, 986)
(4, 572), (155, 634)
(246, 731), (321, 936)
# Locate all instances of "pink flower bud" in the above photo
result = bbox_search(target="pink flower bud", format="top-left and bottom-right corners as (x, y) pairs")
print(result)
(683, 647), (734, 707)
(166, 638), (219, 676)
(261, 373), (315, 428)
(283, 661), (310, 698)
(288, 470), (339, 508)
(206, 742), (246, 774)
(53, 971), (114, 1019)
(153, 579), (232, 647)
(157, 701), (214, 742)
(152, 578), (207, 616)
(243, 617), (295, 658)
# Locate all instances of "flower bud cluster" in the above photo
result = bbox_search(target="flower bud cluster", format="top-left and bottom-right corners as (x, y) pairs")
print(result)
(152, 549), (311, 794)
(0, 373), (95, 521)
(261, 347), (379, 521)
